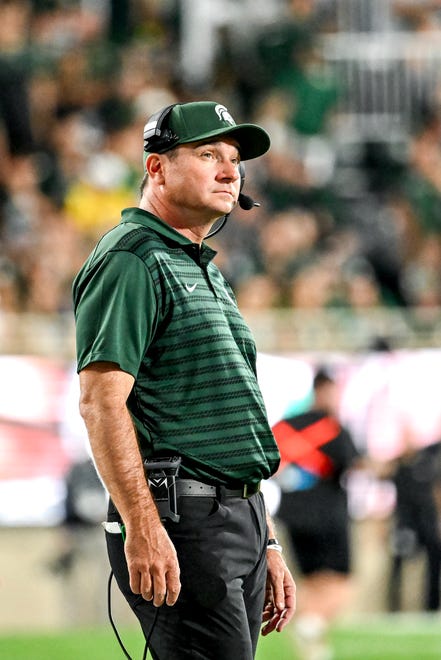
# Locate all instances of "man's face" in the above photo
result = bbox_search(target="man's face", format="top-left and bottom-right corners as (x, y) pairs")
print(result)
(161, 138), (241, 220)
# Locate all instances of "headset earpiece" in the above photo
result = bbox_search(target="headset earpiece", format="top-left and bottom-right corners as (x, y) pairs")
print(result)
(239, 161), (246, 193)
(143, 104), (180, 154)
(238, 162), (260, 210)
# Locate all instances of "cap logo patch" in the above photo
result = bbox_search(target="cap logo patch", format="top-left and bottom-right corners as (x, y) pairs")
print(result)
(215, 104), (235, 126)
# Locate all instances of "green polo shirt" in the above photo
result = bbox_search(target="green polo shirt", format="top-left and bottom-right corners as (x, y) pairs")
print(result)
(73, 207), (280, 484)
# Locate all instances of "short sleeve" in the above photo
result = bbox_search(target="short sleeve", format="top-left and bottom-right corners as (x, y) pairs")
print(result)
(75, 251), (157, 377)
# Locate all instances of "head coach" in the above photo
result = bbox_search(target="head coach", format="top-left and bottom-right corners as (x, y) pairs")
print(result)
(73, 101), (296, 659)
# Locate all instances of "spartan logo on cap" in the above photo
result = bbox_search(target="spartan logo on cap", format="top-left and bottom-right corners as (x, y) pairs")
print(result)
(215, 104), (235, 126)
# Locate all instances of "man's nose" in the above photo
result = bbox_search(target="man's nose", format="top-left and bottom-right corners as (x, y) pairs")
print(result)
(220, 160), (239, 180)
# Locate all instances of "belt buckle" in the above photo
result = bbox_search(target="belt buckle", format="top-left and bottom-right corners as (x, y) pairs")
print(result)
(242, 482), (260, 498)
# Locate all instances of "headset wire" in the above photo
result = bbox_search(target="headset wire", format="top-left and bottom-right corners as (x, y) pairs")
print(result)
(107, 570), (158, 660)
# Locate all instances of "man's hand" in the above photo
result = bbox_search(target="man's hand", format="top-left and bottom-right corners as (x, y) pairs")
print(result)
(125, 519), (181, 607)
(79, 364), (181, 607)
(261, 550), (296, 635)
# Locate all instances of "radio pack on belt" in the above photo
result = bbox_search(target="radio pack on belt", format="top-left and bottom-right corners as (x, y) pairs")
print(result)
(144, 456), (182, 523)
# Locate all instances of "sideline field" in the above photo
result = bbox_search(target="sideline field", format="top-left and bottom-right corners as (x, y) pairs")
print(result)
(1, 615), (441, 660)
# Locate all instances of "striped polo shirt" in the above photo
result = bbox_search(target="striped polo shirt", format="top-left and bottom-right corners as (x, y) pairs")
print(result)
(73, 207), (280, 485)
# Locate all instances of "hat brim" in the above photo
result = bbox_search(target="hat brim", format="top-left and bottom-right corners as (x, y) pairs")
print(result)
(178, 123), (270, 161)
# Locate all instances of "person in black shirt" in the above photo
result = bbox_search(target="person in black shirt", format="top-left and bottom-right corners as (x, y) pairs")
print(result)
(272, 367), (360, 660)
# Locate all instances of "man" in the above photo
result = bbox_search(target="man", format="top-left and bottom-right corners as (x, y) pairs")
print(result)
(389, 441), (441, 612)
(272, 367), (359, 660)
(73, 101), (296, 659)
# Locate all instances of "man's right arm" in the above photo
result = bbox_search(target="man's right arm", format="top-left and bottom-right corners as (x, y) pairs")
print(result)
(79, 361), (181, 607)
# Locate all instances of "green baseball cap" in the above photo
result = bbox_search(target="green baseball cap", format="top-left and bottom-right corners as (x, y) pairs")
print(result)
(143, 101), (271, 165)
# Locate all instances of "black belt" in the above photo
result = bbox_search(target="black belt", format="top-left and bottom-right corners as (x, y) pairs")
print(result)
(176, 479), (261, 499)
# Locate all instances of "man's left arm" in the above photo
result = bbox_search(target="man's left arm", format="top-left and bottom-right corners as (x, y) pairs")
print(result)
(261, 513), (296, 635)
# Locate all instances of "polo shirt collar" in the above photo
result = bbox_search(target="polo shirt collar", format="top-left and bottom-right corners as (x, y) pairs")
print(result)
(120, 207), (217, 264)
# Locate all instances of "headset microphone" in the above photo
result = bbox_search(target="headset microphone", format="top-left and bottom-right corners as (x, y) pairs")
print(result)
(238, 193), (260, 210)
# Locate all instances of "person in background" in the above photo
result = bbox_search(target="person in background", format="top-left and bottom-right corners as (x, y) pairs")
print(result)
(388, 439), (441, 612)
(272, 367), (360, 660)
(73, 100), (296, 660)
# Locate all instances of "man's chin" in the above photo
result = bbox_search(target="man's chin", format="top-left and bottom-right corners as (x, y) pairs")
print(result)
(215, 200), (236, 216)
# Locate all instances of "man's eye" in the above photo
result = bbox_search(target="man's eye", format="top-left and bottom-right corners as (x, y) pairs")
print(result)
(202, 151), (214, 159)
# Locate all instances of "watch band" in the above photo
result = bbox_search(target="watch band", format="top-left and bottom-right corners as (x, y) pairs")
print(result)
(267, 538), (283, 552)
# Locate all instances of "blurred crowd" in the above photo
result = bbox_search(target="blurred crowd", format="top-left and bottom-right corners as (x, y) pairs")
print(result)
(2, 0), (441, 314)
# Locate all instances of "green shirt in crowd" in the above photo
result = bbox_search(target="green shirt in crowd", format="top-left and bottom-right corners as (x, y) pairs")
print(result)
(73, 207), (280, 485)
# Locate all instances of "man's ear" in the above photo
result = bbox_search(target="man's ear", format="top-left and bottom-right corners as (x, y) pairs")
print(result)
(145, 153), (165, 183)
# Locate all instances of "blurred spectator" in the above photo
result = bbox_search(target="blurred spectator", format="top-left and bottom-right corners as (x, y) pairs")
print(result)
(64, 98), (139, 238)
(388, 440), (441, 612)
(0, 145), (89, 313)
(235, 273), (281, 310)
(288, 259), (339, 309)
(258, 208), (320, 289)
(393, 1), (441, 32)
(271, 34), (339, 139)
(345, 271), (383, 308)
(252, 85), (339, 217)
(272, 367), (361, 660)
(253, 89), (333, 212)
(255, 0), (336, 128)
(400, 235), (441, 307)
(405, 107), (441, 234)
(0, 1), (34, 156)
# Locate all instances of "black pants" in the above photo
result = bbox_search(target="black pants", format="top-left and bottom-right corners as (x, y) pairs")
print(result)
(389, 503), (441, 611)
(106, 491), (268, 659)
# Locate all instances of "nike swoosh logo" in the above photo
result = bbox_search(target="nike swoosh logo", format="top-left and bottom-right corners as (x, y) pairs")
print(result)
(185, 283), (198, 293)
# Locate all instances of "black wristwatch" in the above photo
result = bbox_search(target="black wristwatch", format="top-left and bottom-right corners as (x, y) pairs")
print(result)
(267, 538), (283, 552)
